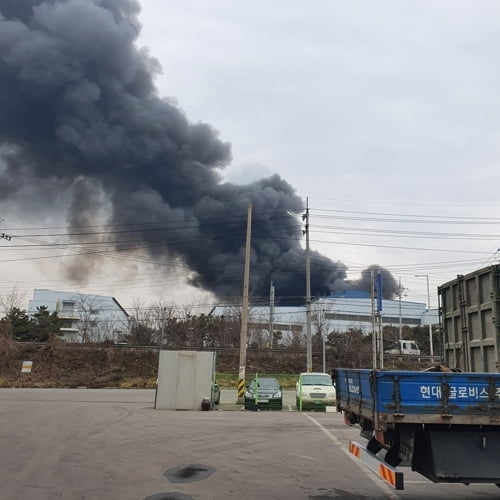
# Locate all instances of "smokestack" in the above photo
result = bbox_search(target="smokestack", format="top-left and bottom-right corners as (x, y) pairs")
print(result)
(0, 0), (398, 304)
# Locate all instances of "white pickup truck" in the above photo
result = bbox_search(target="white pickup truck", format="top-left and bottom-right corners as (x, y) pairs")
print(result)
(385, 339), (420, 356)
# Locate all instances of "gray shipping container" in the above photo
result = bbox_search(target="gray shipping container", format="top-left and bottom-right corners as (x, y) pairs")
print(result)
(438, 265), (500, 373)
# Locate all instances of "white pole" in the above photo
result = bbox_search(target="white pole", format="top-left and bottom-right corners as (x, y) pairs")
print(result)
(321, 308), (326, 373)
(269, 281), (275, 348)
(322, 334), (326, 373)
(415, 274), (433, 357)
(426, 275), (434, 357)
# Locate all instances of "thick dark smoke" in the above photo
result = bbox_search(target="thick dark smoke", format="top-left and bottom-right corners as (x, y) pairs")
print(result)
(0, 0), (397, 304)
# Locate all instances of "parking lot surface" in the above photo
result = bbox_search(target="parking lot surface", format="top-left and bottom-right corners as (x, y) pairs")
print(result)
(0, 388), (499, 499)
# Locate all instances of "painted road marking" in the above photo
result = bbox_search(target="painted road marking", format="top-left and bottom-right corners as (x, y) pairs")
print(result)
(303, 413), (398, 498)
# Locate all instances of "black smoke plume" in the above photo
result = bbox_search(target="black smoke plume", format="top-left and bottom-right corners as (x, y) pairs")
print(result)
(0, 0), (397, 304)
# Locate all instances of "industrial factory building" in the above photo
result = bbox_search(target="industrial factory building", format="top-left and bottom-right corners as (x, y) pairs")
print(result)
(28, 289), (129, 343)
(210, 290), (438, 346)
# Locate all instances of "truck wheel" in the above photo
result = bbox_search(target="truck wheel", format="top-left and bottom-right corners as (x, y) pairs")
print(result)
(367, 437), (383, 454)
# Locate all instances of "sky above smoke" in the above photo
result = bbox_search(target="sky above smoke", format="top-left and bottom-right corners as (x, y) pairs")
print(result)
(0, 0), (398, 305)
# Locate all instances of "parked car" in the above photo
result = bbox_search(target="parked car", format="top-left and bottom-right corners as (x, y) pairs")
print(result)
(244, 377), (282, 411)
(296, 372), (336, 411)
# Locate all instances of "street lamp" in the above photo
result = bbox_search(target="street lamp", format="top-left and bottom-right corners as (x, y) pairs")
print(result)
(415, 274), (433, 357)
(396, 277), (407, 341)
(320, 309), (326, 373)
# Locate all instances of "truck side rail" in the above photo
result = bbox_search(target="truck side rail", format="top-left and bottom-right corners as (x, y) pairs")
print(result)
(336, 369), (500, 429)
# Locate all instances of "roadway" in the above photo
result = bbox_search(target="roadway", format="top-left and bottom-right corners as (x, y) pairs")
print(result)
(0, 388), (498, 499)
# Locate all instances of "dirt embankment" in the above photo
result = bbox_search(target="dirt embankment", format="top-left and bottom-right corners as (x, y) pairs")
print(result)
(0, 337), (316, 388)
(0, 337), (159, 388)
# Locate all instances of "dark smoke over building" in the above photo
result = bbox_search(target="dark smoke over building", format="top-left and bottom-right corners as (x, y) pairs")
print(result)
(0, 0), (397, 304)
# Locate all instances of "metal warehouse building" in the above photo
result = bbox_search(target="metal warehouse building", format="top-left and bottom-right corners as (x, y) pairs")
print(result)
(210, 290), (438, 346)
(28, 289), (129, 343)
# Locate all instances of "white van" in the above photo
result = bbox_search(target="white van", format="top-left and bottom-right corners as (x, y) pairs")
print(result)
(296, 372), (336, 411)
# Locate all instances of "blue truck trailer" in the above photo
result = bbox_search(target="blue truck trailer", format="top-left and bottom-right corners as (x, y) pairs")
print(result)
(335, 368), (500, 488)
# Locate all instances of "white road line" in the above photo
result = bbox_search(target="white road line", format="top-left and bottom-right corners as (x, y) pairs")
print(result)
(289, 453), (321, 462)
(303, 413), (399, 498)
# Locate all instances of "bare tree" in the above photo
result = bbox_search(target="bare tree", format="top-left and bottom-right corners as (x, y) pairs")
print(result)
(328, 328), (372, 368)
(312, 305), (329, 352)
(126, 298), (242, 348)
(127, 298), (156, 345)
(0, 287), (27, 317)
(75, 294), (103, 342)
(148, 299), (189, 347)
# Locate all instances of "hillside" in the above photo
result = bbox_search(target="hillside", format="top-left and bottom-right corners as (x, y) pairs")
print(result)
(0, 336), (426, 388)
(0, 337), (315, 388)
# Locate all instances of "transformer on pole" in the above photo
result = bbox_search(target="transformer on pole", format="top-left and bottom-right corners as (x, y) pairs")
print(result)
(303, 198), (312, 372)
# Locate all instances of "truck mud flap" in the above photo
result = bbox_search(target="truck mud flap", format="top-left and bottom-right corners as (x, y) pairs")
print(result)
(348, 441), (404, 490)
(413, 425), (500, 484)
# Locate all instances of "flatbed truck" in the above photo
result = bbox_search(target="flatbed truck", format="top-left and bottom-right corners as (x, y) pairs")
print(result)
(335, 368), (500, 489)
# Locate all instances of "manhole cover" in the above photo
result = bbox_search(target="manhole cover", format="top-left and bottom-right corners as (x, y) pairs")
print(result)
(164, 464), (215, 483)
(144, 492), (193, 500)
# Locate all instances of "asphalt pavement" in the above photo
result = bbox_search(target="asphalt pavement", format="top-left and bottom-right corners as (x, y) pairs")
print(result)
(0, 388), (498, 499)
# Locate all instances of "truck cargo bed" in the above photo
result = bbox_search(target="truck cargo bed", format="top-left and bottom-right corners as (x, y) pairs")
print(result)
(336, 369), (500, 428)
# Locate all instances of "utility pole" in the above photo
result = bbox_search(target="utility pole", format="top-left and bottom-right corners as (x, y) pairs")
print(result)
(371, 270), (377, 369)
(398, 277), (403, 342)
(269, 281), (275, 348)
(376, 271), (383, 369)
(415, 274), (433, 357)
(303, 198), (312, 372)
(238, 204), (252, 404)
